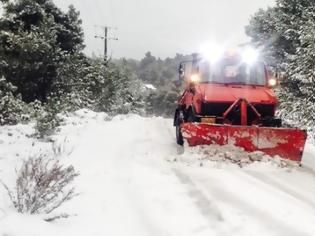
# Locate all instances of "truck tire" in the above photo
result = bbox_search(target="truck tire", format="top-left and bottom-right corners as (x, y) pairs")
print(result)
(176, 113), (184, 146)
(187, 108), (198, 122)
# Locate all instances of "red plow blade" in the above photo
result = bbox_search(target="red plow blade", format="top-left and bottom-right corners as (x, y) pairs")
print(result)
(181, 123), (307, 162)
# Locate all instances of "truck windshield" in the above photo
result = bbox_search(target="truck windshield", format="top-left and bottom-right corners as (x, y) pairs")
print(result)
(198, 60), (266, 86)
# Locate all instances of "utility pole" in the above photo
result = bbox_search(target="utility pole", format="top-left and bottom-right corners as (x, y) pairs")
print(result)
(94, 25), (118, 62)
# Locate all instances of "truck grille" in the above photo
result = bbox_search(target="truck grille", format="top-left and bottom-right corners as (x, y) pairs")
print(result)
(200, 103), (232, 116)
(200, 102), (275, 125)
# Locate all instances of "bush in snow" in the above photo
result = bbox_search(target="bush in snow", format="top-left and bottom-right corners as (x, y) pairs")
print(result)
(145, 86), (180, 117)
(30, 99), (63, 138)
(35, 110), (61, 138)
(1, 155), (79, 217)
(36, 106), (60, 138)
(0, 77), (28, 125)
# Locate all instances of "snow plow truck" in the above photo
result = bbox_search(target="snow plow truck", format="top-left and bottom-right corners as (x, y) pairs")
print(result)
(174, 47), (307, 163)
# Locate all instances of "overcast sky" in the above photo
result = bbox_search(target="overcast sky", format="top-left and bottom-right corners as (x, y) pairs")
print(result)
(11, 0), (275, 59)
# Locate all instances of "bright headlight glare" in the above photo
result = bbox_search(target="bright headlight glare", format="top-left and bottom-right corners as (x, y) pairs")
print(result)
(242, 47), (259, 65)
(200, 43), (224, 63)
(268, 78), (277, 87)
(190, 74), (200, 83)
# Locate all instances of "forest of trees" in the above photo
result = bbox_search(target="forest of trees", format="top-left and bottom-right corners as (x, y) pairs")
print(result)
(0, 0), (187, 137)
(0, 0), (146, 136)
(0, 0), (314, 138)
(114, 52), (190, 117)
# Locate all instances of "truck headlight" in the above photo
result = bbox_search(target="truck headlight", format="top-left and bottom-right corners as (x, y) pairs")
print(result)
(190, 74), (200, 83)
(268, 78), (277, 87)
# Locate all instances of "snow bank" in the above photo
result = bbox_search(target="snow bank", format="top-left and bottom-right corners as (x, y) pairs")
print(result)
(178, 143), (298, 169)
(1, 110), (315, 236)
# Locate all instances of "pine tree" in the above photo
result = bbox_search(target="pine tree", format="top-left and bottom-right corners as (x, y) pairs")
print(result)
(116, 52), (188, 117)
(0, 0), (85, 102)
(246, 0), (315, 137)
(87, 59), (144, 114)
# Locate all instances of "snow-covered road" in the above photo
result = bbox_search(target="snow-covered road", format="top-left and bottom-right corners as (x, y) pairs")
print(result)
(1, 111), (315, 236)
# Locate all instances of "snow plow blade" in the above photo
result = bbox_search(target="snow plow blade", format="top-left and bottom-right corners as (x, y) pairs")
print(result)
(181, 123), (307, 162)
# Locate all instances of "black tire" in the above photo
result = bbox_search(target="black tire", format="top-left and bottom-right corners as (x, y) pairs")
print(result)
(175, 113), (184, 146)
(187, 108), (198, 122)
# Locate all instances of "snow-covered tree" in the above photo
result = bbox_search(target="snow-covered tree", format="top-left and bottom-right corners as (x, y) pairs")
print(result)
(0, 0), (85, 102)
(53, 54), (145, 115)
(246, 0), (315, 137)
(115, 53), (188, 117)
(86, 59), (144, 114)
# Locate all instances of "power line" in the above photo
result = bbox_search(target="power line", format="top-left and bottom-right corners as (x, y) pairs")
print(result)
(94, 25), (118, 62)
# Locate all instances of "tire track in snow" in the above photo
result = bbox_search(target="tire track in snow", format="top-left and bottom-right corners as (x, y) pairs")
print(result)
(173, 168), (224, 222)
(164, 119), (226, 227)
(300, 147), (315, 177)
(183, 169), (313, 236)
(164, 119), (226, 225)
(108, 119), (167, 236)
(243, 170), (315, 209)
(301, 144), (315, 172)
(164, 120), (236, 235)
(108, 117), (216, 236)
(68, 119), (164, 236)
(161, 118), (315, 235)
(163, 116), (315, 207)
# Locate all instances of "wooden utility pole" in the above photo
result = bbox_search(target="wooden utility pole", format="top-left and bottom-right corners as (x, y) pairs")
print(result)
(94, 26), (118, 62)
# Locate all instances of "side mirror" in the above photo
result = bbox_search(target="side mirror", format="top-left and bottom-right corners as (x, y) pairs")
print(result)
(179, 64), (185, 80)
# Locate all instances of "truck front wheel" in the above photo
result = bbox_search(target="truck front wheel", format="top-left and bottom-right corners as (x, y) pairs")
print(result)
(175, 112), (184, 146)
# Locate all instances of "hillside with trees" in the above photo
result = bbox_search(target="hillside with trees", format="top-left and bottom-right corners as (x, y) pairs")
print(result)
(0, 0), (144, 136)
(115, 52), (190, 117)
(0, 0), (314, 137)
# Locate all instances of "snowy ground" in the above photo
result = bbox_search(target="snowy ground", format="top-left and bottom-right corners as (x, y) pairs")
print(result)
(1, 110), (315, 236)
